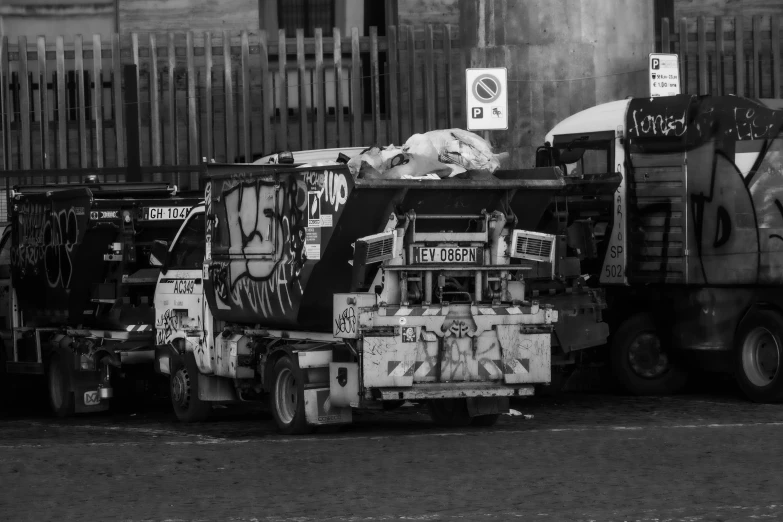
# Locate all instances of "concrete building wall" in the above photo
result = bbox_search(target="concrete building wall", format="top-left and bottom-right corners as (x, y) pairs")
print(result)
(674, 0), (783, 19)
(460, 0), (654, 167)
(0, 0), (115, 40)
(398, 0), (459, 27)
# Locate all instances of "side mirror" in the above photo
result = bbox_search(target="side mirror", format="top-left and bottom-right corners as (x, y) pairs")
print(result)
(149, 239), (169, 269)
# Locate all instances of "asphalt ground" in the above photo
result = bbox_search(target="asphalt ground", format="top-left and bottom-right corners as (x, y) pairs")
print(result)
(0, 372), (781, 522)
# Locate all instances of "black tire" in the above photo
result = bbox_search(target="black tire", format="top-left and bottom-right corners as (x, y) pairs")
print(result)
(610, 313), (688, 396)
(428, 399), (472, 428)
(270, 356), (312, 435)
(734, 309), (783, 403)
(48, 354), (75, 418)
(469, 413), (500, 427)
(170, 352), (211, 423)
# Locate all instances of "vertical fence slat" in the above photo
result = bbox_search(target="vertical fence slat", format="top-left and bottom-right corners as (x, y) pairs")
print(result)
(278, 29), (288, 151)
(752, 15), (761, 98)
(92, 34), (104, 168)
(259, 30), (273, 155)
(387, 26), (400, 145)
(678, 18), (688, 94)
(662, 18), (671, 53)
(296, 29), (308, 151)
(351, 28), (361, 147)
(697, 16), (707, 95)
(0, 36), (10, 170)
(715, 16), (724, 95)
(773, 16), (781, 98)
(18, 36), (31, 170)
(424, 25), (436, 131)
(187, 31), (198, 185)
(150, 34), (162, 167)
(56, 37), (67, 170)
(240, 31), (251, 162)
(445, 25), (455, 129)
(370, 27), (381, 144)
(112, 33), (124, 168)
(224, 31), (236, 161)
(168, 33), (177, 164)
(205, 32), (214, 162)
(314, 28), (325, 149)
(131, 32), (141, 162)
(333, 28), (343, 147)
(736, 15), (745, 96)
(37, 37), (51, 170)
(407, 26), (416, 136)
(75, 35), (87, 168)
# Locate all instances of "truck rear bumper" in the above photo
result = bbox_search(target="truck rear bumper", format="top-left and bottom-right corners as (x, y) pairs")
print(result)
(373, 383), (534, 401)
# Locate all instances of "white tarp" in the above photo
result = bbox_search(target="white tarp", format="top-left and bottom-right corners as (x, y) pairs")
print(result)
(346, 129), (505, 180)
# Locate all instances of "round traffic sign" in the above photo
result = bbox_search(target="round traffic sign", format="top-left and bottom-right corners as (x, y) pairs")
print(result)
(472, 74), (501, 104)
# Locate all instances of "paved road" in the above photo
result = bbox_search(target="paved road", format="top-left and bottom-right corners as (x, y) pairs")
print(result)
(1, 383), (782, 521)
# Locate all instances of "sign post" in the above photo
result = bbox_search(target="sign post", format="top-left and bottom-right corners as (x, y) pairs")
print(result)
(466, 67), (508, 131)
(648, 53), (681, 97)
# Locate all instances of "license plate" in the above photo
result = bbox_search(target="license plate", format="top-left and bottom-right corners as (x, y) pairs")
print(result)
(83, 390), (100, 406)
(142, 206), (192, 221)
(412, 246), (480, 264)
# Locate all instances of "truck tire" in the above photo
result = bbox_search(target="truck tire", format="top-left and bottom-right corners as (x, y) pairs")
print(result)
(48, 354), (75, 418)
(170, 352), (211, 423)
(428, 399), (472, 427)
(610, 313), (688, 396)
(734, 309), (783, 403)
(270, 355), (313, 435)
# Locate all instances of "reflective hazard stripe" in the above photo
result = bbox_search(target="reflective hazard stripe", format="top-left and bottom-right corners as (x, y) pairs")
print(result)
(125, 325), (151, 332)
(386, 306), (525, 316)
(478, 358), (530, 378)
(387, 360), (416, 377)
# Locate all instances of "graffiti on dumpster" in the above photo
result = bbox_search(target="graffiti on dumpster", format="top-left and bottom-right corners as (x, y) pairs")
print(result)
(11, 202), (80, 288)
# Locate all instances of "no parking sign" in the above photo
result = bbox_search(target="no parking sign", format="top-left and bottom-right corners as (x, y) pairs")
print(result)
(466, 68), (508, 131)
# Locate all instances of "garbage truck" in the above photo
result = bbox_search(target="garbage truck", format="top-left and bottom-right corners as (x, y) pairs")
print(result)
(149, 157), (620, 433)
(0, 180), (201, 415)
(536, 94), (783, 403)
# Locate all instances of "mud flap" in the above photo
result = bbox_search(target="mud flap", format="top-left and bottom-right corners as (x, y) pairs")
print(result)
(72, 377), (110, 414)
(466, 397), (509, 417)
(304, 388), (352, 426)
(197, 373), (238, 402)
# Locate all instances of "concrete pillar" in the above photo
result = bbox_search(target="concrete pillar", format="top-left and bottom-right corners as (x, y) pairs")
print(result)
(460, 0), (654, 167)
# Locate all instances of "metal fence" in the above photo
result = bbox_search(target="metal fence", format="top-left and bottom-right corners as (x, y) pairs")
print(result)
(0, 24), (465, 184)
(656, 15), (782, 98)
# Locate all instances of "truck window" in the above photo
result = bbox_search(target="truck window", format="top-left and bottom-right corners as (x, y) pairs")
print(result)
(552, 132), (615, 177)
(169, 213), (205, 270)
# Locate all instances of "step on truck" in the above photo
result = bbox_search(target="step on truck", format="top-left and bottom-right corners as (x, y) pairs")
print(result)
(0, 181), (200, 415)
(537, 94), (783, 402)
(150, 160), (620, 432)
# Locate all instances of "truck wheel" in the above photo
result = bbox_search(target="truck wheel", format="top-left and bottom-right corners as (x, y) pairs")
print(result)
(735, 310), (783, 403)
(48, 354), (75, 418)
(610, 313), (688, 396)
(170, 352), (211, 423)
(428, 399), (472, 427)
(270, 356), (312, 435)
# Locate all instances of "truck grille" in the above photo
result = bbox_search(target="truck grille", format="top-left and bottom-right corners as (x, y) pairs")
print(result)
(516, 236), (551, 257)
(362, 231), (396, 264)
(510, 230), (555, 263)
